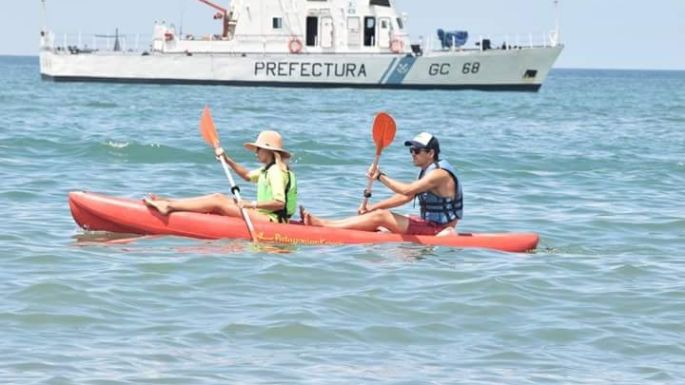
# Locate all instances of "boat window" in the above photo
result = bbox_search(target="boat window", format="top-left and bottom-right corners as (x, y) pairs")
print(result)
(306, 16), (319, 46)
(272, 17), (283, 29)
(364, 17), (376, 46)
(370, 0), (391, 6)
(396, 17), (403, 30)
(378, 17), (391, 47)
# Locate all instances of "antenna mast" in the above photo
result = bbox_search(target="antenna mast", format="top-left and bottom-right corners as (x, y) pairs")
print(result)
(553, 0), (561, 45)
(40, 0), (50, 48)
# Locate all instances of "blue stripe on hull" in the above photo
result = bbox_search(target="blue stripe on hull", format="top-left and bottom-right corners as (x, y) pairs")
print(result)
(378, 58), (398, 84)
(384, 56), (417, 85)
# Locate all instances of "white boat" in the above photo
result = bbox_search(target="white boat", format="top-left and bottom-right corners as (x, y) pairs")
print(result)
(39, 0), (564, 91)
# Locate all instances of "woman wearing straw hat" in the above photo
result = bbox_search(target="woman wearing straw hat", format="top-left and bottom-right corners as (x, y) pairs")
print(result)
(144, 130), (298, 223)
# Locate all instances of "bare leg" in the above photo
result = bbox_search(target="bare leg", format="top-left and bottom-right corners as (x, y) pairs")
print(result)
(161, 193), (238, 215)
(144, 193), (274, 222)
(145, 193), (232, 215)
(301, 207), (410, 234)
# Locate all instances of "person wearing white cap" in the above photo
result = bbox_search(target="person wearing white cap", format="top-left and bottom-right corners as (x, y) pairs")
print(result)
(302, 132), (462, 236)
(144, 130), (298, 223)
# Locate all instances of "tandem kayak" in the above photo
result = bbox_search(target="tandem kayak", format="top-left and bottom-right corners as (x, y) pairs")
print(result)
(68, 191), (539, 252)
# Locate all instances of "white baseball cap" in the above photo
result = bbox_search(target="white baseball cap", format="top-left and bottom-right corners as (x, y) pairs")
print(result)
(404, 132), (439, 151)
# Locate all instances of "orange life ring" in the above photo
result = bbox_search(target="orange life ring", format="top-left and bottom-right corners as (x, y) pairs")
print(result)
(288, 38), (303, 54)
(390, 38), (403, 53)
(164, 32), (174, 42)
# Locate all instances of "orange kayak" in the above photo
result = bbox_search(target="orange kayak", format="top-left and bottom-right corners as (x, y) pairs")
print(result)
(68, 191), (539, 252)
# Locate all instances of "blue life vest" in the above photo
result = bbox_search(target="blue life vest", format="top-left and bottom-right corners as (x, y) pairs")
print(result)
(416, 160), (463, 224)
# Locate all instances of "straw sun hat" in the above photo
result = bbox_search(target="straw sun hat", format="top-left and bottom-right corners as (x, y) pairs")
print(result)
(244, 130), (292, 159)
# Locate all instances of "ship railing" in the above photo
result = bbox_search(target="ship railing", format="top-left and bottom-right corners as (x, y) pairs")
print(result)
(231, 32), (413, 53)
(422, 30), (561, 54)
(152, 33), (299, 54)
(44, 32), (153, 54)
(232, 33), (315, 52)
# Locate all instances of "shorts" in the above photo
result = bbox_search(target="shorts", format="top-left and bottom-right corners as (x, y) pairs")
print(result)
(405, 216), (452, 236)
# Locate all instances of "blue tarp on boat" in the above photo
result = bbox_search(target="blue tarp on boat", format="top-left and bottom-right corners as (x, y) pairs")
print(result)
(437, 29), (468, 48)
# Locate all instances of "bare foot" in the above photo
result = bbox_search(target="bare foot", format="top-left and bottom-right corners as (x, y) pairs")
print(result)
(145, 193), (171, 202)
(299, 206), (324, 227)
(436, 227), (457, 237)
(143, 197), (172, 215)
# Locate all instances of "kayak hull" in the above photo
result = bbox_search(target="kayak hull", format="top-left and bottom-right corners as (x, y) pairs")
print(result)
(68, 191), (539, 252)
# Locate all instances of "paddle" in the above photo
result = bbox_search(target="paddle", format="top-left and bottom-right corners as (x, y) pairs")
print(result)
(199, 105), (257, 242)
(359, 112), (397, 213)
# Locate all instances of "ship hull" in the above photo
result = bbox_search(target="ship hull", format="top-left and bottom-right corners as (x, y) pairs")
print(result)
(40, 46), (563, 91)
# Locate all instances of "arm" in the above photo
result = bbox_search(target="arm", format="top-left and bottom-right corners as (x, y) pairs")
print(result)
(374, 169), (446, 197)
(366, 193), (413, 212)
(241, 199), (285, 211)
(215, 147), (251, 181)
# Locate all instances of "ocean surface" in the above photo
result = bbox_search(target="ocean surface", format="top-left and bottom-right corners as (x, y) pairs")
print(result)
(1, 55), (683, 384)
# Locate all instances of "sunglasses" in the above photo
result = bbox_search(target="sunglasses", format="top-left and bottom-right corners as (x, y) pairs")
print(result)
(409, 147), (428, 155)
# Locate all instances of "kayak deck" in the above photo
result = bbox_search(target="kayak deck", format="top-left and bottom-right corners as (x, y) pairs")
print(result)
(68, 191), (539, 252)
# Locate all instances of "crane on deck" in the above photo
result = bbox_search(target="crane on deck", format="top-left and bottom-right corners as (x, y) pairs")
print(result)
(196, 0), (232, 38)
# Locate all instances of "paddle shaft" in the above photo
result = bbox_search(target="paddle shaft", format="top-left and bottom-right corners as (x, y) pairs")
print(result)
(359, 154), (381, 212)
(217, 155), (257, 241)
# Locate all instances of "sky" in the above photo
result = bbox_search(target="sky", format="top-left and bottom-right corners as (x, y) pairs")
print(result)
(0, 0), (683, 70)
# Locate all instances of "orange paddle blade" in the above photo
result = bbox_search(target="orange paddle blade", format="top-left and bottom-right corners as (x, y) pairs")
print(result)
(372, 112), (397, 155)
(199, 105), (220, 148)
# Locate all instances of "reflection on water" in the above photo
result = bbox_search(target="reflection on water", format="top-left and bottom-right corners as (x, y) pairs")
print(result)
(391, 244), (438, 261)
(73, 230), (298, 255)
(72, 231), (151, 245)
(71, 230), (444, 259)
(248, 241), (298, 254)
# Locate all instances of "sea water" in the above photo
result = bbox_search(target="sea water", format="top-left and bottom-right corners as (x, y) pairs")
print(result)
(1, 56), (684, 384)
